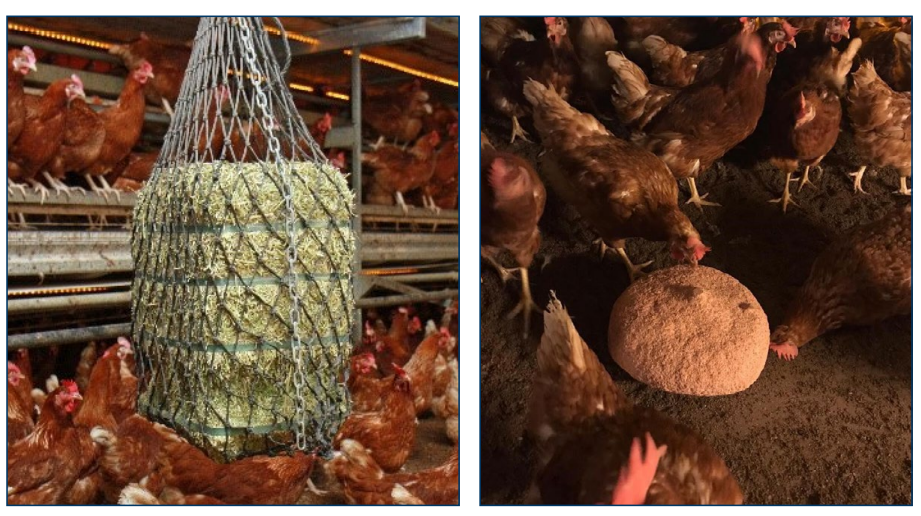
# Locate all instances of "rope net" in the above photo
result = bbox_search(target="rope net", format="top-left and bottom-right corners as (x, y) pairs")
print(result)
(131, 17), (355, 461)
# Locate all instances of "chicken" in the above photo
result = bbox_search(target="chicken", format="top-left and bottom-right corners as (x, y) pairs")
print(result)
(111, 151), (158, 192)
(522, 80), (708, 282)
(529, 294), (743, 504)
(348, 352), (387, 412)
(10, 348), (34, 405)
(420, 123), (459, 211)
(8, 75), (86, 191)
(761, 41), (862, 212)
(769, 204), (910, 361)
(8, 381), (97, 505)
(606, 50), (680, 131)
(362, 306), (422, 375)
(44, 76), (106, 195)
(404, 327), (454, 415)
(7, 46), (37, 150)
(569, 17), (618, 113)
(74, 342), (99, 393)
(363, 79), (432, 144)
(482, 17), (578, 143)
(364, 131), (441, 213)
(108, 33), (190, 114)
(855, 17), (911, 92)
(643, 18), (770, 88)
(8, 362), (35, 446)
(632, 27), (788, 209)
(81, 61), (155, 197)
(308, 112), (333, 148)
(329, 439), (459, 505)
(441, 359), (459, 444)
(93, 413), (319, 504)
(430, 338), (458, 419)
(422, 102), (459, 137)
(846, 61), (912, 195)
(334, 366), (416, 473)
(118, 484), (226, 505)
(74, 337), (137, 431)
(481, 135), (546, 336)
(770, 17), (852, 94)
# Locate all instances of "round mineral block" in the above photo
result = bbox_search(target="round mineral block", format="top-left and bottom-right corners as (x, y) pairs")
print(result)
(608, 265), (769, 396)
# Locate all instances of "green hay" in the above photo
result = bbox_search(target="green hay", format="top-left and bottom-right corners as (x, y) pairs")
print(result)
(133, 160), (355, 461)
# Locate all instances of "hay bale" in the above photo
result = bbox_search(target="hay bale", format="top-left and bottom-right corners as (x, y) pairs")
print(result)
(133, 161), (355, 461)
(608, 265), (769, 396)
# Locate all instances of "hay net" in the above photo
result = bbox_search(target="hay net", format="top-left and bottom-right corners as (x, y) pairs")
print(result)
(131, 17), (355, 461)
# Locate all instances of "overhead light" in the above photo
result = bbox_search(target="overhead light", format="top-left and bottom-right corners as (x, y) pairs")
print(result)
(344, 49), (458, 88)
(8, 22), (112, 49)
(325, 91), (350, 101)
(263, 24), (319, 46)
(289, 83), (316, 93)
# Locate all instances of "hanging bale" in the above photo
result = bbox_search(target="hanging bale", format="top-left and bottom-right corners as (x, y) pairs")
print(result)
(131, 17), (355, 462)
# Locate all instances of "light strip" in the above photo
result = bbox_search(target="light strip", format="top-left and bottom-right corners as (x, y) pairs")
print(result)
(325, 91), (350, 101)
(344, 49), (458, 88)
(8, 22), (112, 49)
(363, 267), (422, 276)
(263, 24), (319, 46)
(8, 285), (113, 297)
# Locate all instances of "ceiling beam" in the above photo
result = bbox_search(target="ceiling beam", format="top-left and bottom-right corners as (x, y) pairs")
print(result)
(285, 17), (426, 56)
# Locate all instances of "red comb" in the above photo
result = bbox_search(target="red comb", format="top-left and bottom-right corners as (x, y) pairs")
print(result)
(392, 364), (406, 376)
(61, 379), (79, 393)
(544, 17), (556, 25)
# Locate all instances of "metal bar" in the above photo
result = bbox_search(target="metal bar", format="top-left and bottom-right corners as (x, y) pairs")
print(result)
(8, 323), (132, 350)
(288, 17), (426, 56)
(8, 34), (120, 64)
(356, 289), (458, 309)
(378, 271), (459, 283)
(351, 46), (363, 344)
(8, 252), (134, 277)
(362, 232), (458, 245)
(361, 245), (458, 262)
(8, 188), (138, 207)
(426, 17), (460, 38)
(25, 63), (125, 98)
(8, 280), (132, 296)
(366, 276), (426, 296)
(359, 204), (459, 220)
(8, 291), (132, 315)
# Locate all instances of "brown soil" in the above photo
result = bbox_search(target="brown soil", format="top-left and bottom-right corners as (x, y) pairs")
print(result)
(479, 118), (912, 504)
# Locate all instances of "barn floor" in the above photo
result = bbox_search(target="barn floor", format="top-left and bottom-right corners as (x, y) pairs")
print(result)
(479, 119), (912, 505)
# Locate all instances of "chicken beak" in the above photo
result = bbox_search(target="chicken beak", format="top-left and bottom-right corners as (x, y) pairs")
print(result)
(424, 103), (433, 114)
(26, 61), (37, 72)
(788, 39), (797, 49)
(72, 393), (84, 401)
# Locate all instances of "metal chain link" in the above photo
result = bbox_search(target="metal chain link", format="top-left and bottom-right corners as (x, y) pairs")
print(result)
(237, 16), (309, 451)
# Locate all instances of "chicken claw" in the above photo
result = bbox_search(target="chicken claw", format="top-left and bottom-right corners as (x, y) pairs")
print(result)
(797, 165), (818, 192)
(27, 179), (50, 204)
(611, 433), (667, 505)
(769, 172), (800, 213)
(849, 166), (868, 194)
(894, 177), (911, 196)
(597, 240), (652, 283)
(506, 267), (540, 339)
(8, 178), (29, 197)
(685, 178), (721, 210)
(509, 115), (532, 144)
(769, 342), (799, 361)
(481, 251), (516, 284)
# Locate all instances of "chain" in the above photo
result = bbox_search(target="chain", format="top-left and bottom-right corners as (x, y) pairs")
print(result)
(237, 16), (309, 451)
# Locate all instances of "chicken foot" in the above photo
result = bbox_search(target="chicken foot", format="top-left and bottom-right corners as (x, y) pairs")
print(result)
(769, 342), (799, 361)
(42, 172), (84, 199)
(797, 164), (821, 192)
(509, 115), (532, 144)
(84, 174), (122, 201)
(685, 178), (721, 210)
(611, 433), (667, 505)
(27, 179), (50, 204)
(8, 178), (29, 197)
(895, 177), (911, 196)
(422, 194), (442, 214)
(481, 250), (515, 284)
(506, 267), (540, 339)
(849, 166), (868, 194)
(394, 191), (410, 214)
(596, 239), (653, 283)
(769, 172), (800, 214)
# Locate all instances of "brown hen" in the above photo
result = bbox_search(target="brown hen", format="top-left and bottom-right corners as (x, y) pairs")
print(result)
(769, 204), (911, 361)
(522, 79), (708, 283)
(7, 46), (36, 150)
(846, 60), (912, 195)
(529, 295), (743, 505)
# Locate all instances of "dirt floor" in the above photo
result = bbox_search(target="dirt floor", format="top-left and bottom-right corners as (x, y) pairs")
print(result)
(479, 115), (912, 504)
